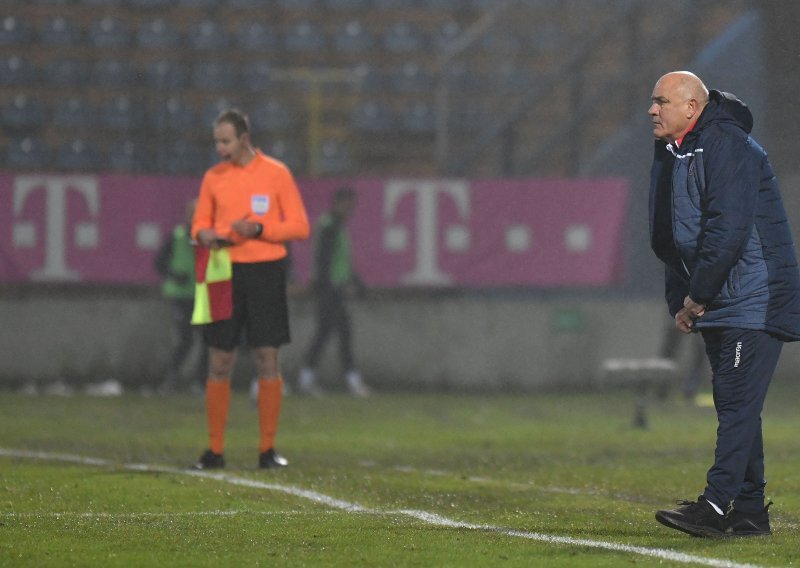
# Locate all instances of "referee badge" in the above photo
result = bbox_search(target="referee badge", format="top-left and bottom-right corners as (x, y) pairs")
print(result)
(251, 194), (270, 214)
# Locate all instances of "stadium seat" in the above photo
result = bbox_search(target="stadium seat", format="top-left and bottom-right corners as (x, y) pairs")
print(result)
(333, 20), (375, 53)
(480, 30), (521, 54)
(137, 18), (181, 49)
(391, 61), (433, 93)
(52, 96), (97, 128)
(178, 0), (220, 7)
(101, 95), (146, 131)
(83, 0), (123, 5)
(399, 101), (435, 134)
(240, 61), (273, 91)
(93, 58), (135, 88)
(325, 0), (368, 10)
(264, 138), (305, 172)
(351, 62), (386, 93)
(130, 0), (173, 7)
(188, 20), (229, 51)
(158, 140), (205, 174)
(1, 95), (47, 133)
(44, 58), (90, 88)
(56, 138), (100, 172)
(285, 20), (325, 52)
(89, 16), (131, 49)
(0, 56), (38, 87)
(108, 140), (149, 173)
(6, 137), (50, 170)
(383, 22), (424, 53)
(315, 138), (353, 174)
(192, 61), (236, 91)
(0, 16), (32, 46)
(39, 16), (81, 46)
(250, 100), (296, 131)
(236, 21), (279, 51)
(351, 100), (394, 133)
(276, 0), (315, 8)
(373, 0), (415, 9)
(421, 0), (464, 9)
(432, 20), (461, 52)
(151, 96), (195, 131)
(145, 59), (188, 90)
(201, 98), (238, 126)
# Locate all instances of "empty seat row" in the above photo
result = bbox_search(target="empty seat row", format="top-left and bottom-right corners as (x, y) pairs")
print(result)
(4, 134), (352, 175)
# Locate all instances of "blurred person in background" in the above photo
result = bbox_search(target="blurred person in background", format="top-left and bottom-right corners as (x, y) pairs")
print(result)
(297, 187), (370, 398)
(648, 71), (800, 537)
(154, 198), (205, 395)
(191, 109), (309, 470)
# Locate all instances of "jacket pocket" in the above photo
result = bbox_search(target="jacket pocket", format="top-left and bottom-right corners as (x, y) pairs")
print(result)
(726, 265), (740, 296)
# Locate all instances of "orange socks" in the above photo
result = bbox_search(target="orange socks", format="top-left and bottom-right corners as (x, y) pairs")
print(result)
(258, 377), (284, 453)
(206, 379), (231, 455)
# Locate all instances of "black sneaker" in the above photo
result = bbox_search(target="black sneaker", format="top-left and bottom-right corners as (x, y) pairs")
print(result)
(259, 448), (288, 469)
(726, 502), (772, 536)
(655, 496), (726, 538)
(192, 449), (225, 470)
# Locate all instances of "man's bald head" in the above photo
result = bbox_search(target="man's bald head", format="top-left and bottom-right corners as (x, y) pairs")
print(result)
(649, 71), (709, 143)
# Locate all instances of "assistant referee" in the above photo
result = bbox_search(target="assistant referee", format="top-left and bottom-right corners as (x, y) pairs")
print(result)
(191, 109), (310, 470)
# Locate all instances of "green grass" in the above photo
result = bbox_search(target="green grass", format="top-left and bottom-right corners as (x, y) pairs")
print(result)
(2, 382), (800, 567)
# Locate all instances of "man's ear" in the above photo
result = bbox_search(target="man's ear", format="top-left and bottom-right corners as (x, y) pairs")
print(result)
(686, 98), (698, 119)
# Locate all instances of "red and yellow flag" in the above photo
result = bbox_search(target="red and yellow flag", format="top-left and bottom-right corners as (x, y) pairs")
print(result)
(191, 247), (233, 325)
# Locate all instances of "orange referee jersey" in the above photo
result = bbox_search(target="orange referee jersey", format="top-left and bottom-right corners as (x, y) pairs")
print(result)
(192, 151), (310, 263)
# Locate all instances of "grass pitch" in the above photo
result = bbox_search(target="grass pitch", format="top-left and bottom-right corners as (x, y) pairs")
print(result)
(2, 381), (800, 567)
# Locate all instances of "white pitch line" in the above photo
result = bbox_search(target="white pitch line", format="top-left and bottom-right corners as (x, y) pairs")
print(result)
(1, 448), (764, 568)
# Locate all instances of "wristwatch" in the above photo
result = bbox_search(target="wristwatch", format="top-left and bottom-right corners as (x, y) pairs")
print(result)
(253, 223), (263, 237)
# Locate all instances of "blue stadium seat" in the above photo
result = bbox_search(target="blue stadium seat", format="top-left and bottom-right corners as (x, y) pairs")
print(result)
(0, 56), (38, 87)
(191, 61), (236, 91)
(373, 0), (416, 8)
(56, 138), (100, 172)
(1, 95), (47, 132)
(52, 96), (98, 128)
(399, 101), (435, 134)
(93, 58), (135, 88)
(39, 16), (80, 47)
(351, 100), (394, 133)
(391, 61), (433, 93)
(108, 140), (149, 173)
(264, 138), (304, 172)
(158, 140), (205, 174)
(285, 20), (325, 52)
(276, 0), (315, 8)
(45, 58), (90, 88)
(6, 137), (50, 170)
(351, 63), (386, 93)
(333, 20), (375, 53)
(145, 59), (188, 90)
(188, 20), (229, 51)
(480, 30), (521, 54)
(432, 20), (461, 52)
(383, 22), (424, 53)
(151, 97), (195, 131)
(83, 0), (123, 5)
(325, 0), (368, 9)
(0, 16), (33, 46)
(89, 16), (130, 49)
(315, 138), (353, 174)
(421, 0), (463, 9)
(178, 0), (219, 7)
(130, 0), (172, 7)
(137, 18), (181, 48)
(102, 96), (146, 131)
(237, 21), (279, 51)
(250, 100), (296, 131)
(241, 61), (273, 91)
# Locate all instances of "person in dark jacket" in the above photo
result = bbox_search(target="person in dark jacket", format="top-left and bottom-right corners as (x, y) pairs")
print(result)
(297, 187), (370, 397)
(648, 71), (800, 538)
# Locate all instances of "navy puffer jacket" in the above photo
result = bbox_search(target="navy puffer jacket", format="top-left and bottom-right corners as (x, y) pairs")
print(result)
(649, 90), (800, 341)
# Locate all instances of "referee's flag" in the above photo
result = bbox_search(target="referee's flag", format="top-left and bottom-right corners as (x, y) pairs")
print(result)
(191, 247), (233, 325)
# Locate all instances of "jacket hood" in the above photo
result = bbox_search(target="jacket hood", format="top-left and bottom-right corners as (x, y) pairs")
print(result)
(693, 89), (753, 135)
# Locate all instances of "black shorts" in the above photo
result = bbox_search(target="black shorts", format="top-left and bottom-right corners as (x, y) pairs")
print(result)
(202, 259), (290, 350)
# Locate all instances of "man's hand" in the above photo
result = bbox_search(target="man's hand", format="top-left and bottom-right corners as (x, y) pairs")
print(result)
(231, 217), (262, 239)
(675, 296), (706, 334)
(197, 229), (221, 248)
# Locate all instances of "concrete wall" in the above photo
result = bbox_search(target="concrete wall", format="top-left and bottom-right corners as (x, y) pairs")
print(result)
(2, 292), (798, 391)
